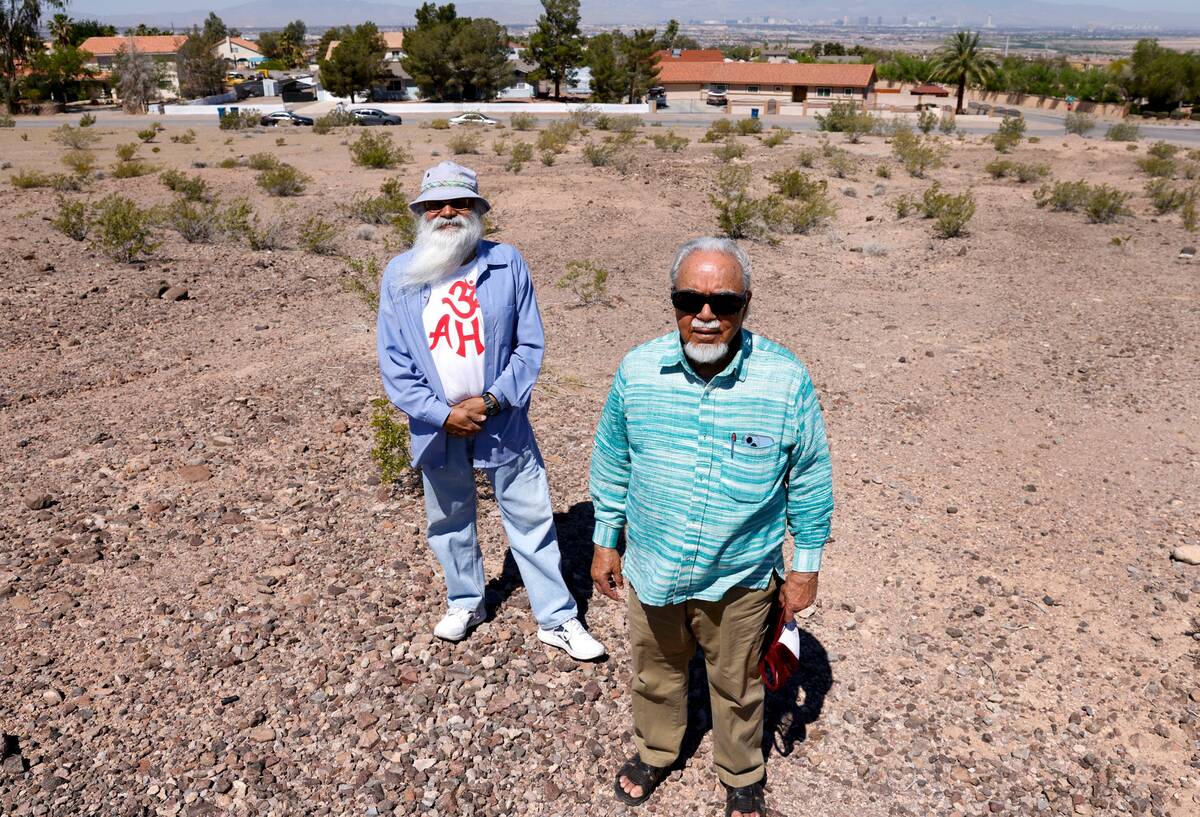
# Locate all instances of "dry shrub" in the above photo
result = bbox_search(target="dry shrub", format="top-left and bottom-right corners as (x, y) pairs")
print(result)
(448, 130), (483, 155)
(163, 197), (219, 243)
(52, 196), (89, 240)
(713, 138), (745, 162)
(61, 150), (97, 177)
(710, 163), (765, 241)
(350, 130), (411, 168)
(313, 108), (354, 134)
(343, 256), (382, 312)
(736, 118), (763, 135)
(652, 130), (688, 151)
(111, 159), (154, 178)
(510, 113), (538, 131)
(52, 124), (100, 150)
(1145, 178), (1188, 214)
(1064, 112), (1095, 135)
(299, 216), (339, 255)
(505, 141), (533, 173)
(115, 143), (139, 162)
(430, 118), (450, 130)
(557, 260), (609, 305)
(1105, 122), (1139, 142)
(345, 177), (408, 224)
(537, 121), (576, 154)
(160, 169), (210, 201)
(702, 119), (735, 143)
(762, 128), (790, 147)
(92, 194), (160, 262)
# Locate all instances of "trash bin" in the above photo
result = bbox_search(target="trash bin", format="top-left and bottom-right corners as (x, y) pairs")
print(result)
(217, 106), (226, 121)
(750, 108), (759, 119)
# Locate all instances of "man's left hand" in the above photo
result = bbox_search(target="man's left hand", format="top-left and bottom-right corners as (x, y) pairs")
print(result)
(455, 396), (487, 419)
(781, 572), (818, 618)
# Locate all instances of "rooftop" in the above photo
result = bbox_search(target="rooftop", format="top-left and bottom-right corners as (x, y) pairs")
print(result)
(657, 61), (877, 87)
(79, 35), (188, 56)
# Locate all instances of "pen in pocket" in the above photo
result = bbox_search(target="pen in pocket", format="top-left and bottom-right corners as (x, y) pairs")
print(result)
(730, 432), (736, 457)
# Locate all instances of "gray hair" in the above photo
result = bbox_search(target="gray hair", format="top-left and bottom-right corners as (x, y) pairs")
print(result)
(668, 237), (751, 291)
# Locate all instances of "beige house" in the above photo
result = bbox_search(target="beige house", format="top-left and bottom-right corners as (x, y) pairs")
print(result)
(213, 36), (265, 68)
(79, 35), (188, 95)
(656, 60), (877, 114)
(324, 31), (405, 62)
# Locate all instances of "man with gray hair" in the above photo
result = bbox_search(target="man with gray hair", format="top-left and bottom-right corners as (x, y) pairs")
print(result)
(589, 237), (834, 817)
(377, 161), (604, 661)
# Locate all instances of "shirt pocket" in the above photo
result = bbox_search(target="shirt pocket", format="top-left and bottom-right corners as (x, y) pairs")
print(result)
(719, 434), (783, 503)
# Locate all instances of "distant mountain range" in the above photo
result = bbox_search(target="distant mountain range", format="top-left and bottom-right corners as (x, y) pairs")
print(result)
(73, 0), (1200, 30)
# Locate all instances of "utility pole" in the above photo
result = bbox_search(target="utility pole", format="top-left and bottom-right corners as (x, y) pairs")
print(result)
(1004, 35), (1009, 58)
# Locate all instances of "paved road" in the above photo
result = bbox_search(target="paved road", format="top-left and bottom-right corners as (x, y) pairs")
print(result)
(9, 107), (1200, 145)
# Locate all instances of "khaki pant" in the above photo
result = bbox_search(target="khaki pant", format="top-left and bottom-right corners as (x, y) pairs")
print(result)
(627, 578), (777, 787)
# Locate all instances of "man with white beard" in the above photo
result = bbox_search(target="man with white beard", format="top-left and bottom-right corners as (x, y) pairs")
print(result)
(588, 238), (834, 817)
(376, 162), (604, 661)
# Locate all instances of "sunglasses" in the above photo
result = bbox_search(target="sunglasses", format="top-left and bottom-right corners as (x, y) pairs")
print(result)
(420, 198), (475, 213)
(670, 289), (748, 317)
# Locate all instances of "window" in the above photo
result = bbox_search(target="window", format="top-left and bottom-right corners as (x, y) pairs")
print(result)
(774, 86), (782, 92)
(711, 83), (727, 92)
(747, 85), (759, 93)
(815, 87), (831, 97)
(843, 87), (855, 96)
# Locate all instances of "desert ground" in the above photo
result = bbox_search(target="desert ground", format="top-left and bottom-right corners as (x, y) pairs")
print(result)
(1, 113), (1198, 817)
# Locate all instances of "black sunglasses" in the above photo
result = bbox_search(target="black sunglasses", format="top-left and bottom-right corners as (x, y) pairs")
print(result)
(671, 289), (748, 317)
(420, 197), (475, 213)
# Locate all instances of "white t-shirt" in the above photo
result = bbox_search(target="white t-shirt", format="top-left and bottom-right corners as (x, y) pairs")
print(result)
(423, 263), (486, 405)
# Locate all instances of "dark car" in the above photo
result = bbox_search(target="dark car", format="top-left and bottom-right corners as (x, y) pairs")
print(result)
(260, 110), (313, 127)
(351, 108), (402, 126)
(706, 90), (728, 106)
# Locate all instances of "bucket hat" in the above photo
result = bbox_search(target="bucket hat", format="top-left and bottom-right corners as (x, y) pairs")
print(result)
(408, 161), (491, 215)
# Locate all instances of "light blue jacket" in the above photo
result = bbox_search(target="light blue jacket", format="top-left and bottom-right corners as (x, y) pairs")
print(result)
(376, 241), (544, 469)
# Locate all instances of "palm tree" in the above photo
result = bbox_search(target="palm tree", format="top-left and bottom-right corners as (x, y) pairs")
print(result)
(929, 30), (998, 115)
(49, 13), (73, 49)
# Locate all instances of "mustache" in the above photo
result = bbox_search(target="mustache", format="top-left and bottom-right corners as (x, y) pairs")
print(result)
(691, 318), (721, 330)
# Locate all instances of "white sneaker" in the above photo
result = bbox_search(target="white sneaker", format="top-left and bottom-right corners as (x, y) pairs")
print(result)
(537, 618), (606, 661)
(433, 605), (485, 642)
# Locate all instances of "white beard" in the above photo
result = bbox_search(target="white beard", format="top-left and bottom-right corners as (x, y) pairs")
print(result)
(684, 318), (729, 364)
(403, 210), (484, 287)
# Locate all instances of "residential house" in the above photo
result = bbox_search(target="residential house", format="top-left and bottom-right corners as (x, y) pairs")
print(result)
(214, 36), (265, 69)
(78, 35), (188, 96)
(655, 60), (877, 112)
(321, 31), (410, 100)
(653, 48), (726, 63)
(498, 59), (537, 100)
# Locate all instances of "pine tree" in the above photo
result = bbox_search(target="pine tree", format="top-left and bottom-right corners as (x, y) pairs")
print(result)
(528, 0), (582, 99)
(319, 22), (385, 103)
(177, 25), (225, 99)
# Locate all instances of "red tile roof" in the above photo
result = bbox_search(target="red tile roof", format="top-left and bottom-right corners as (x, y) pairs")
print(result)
(79, 35), (188, 56)
(657, 61), (876, 87)
(229, 36), (263, 54)
(910, 83), (949, 96)
(654, 49), (726, 63)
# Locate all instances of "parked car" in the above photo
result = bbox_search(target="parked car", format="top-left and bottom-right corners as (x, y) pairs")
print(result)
(351, 108), (402, 126)
(448, 112), (498, 126)
(705, 90), (727, 107)
(259, 110), (313, 127)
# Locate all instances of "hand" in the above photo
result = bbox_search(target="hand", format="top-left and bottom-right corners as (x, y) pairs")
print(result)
(455, 396), (487, 418)
(591, 545), (624, 601)
(781, 571), (818, 618)
(443, 404), (485, 437)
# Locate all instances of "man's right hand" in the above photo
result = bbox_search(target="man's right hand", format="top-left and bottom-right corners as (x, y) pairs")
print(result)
(591, 545), (624, 601)
(443, 405), (486, 437)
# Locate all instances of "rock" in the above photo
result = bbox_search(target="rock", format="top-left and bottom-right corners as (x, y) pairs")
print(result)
(1170, 545), (1200, 566)
(248, 725), (275, 743)
(543, 780), (561, 801)
(41, 689), (63, 705)
(177, 465), (211, 483)
(331, 419), (349, 434)
(21, 493), (52, 511)
(161, 285), (189, 301)
(946, 506), (958, 514)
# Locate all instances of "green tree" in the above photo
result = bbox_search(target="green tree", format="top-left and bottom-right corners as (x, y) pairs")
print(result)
(1, 0), (65, 112)
(315, 24), (351, 66)
(929, 30), (998, 115)
(620, 28), (658, 103)
(125, 24), (171, 36)
(402, 3), (462, 100)
(28, 42), (95, 103)
(202, 12), (227, 43)
(452, 17), (509, 100)
(48, 10), (69, 46)
(66, 19), (115, 46)
(319, 21), (384, 102)
(177, 25), (224, 99)
(586, 31), (623, 102)
(1128, 38), (1200, 111)
(528, 0), (582, 99)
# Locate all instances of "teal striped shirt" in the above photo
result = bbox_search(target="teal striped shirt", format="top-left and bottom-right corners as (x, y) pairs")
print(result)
(589, 329), (834, 606)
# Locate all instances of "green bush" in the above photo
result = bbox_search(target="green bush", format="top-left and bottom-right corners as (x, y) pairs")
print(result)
(61, 150), (97, 177)
(447, 130), (483, 155)
(567, 104), (599, 126)
(606, 114), (641, 134)
(159, 168), (210, 201)
(344, 177), (409, 224)
(219, 109), (260, 130)
(12, 169), (53, 189)
(875, 163), (891, 178)
(537, 120), (576, 154)
(115, 143), (139, 162)
(736, 117), (763, 135)
(510, 112), (538, 131)
(246, 152), (279, 170)
(540, 148), (556, 166)
(52, 124), (100, 150)
(892, 194), (916, 219)
(221, 199), (287, 250)
(392, 209), (417, 247)
(1183, 194), (1198, 232)
(1147, 141), (1179, 159)
(136, 126), (158, 143)
(826, 148), (855, 179)
(217, 157), (240, 169)
(985, 158), (1015, 178)
(652, 130), (688, 151)
(795, 148), (817, 168)
(163, 197), (219, 243)
(938, 111), (956, 135)
(349, 130), (411, 168)
(1105, 122), (1139, 142)
(1145, 178), (1188, 214)
(111, 159), (154, 178)
(916, 109), (937, 134)
(891, 130), (946, 178)
(762, 179), (835, 234)
(505, 141), (533, 173)
(91, 194), (160, 262)
(78, 112), (96, 128)
(815, 101), (877, 143)
(170, 128), (197, 144)
(256, 163), (308, 196)
(1135, 155), (1175, 178)
(492, 136), (510, 156)
(1014, 162), (1050, 183)
(1064, 111), (1095, 136)
(1083, 184), (1131, 223)
(51, 196), (89, 240)
(343, 256), (382, 312)
(370, 397), (412, 484)
(770, 168), (824, 200)
(762, 128), (790, 148)
(920, 184), (976, 237)
(0, 112), (14, 127)
(713, 138), (745, 162)
(430, 118), (450, 130)
(313, 108), (354, 134)
(557, 260), (610, 304)
(701, 119), (735, 143)
(298, 216), (339, 255)
(710, 163), (765, 241)
(1034, 180), (1091, 211)
(47, 173), (83, 191)
(991, 116), (1026, 153)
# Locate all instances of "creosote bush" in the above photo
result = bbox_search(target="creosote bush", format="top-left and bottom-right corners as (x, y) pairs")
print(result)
(701, 119), (735, 143)
(557, 260), (610, 305)
(298, 216), (339, 255)
(217, 157), (240, 169)
(219, 109), (260, 130)
(170, 129), (197, 144)
(313, 108), (354, 134)
(163, 197), (219, 243)
(91, 194), (160, 262)
(343, 256), (382, 312)
(136, 126), (158, 143)
(345, 177), (409, 225)
(826, 148), (855, 179)
(52, 124), (100, 150)
(816, 101), (877, 143)
(115, 143), (139, 162)
(246, 152), (279, 171)
(1145, 179), (1188, 214)
(256, 163), (309, 196)
(509, 112), (538, 131)
(652, 130), (688, 151)
(736, 118), (763, 136)
(762, 128), (791, 148)
(710, 163), (765, 241)
(1034, 180), (1091, 212)
(51, 196), (89, 240)
(1083, 185), (1132, 223)
(537, 120), (576, 154)
(991, 116), (1026, 153)
(370, 397), (412, 484)
(61, 150), (97, 177)
(349, 130), (412, 168)
(1105, 122), (1139, 142)
(892, 194), (916, 219)
(447, 130), (483, 155)
(890, 129), (946, 178)
(78, 112), (96, 128)
(1135, 155), (1175, 178)
(1064, 112), (1096, 136)
(111, 159), (154, 178)
(160, 168), (210, 201)
(505, 141), (533, 173)
(795, 148), (817, 168)
(916, 109), (938, 134)
(221, 199), (287, 250)
(713, 137), (745, 162)
(939, 111), (956, 135)
(920, 184), (977, 238)
(429, 118), (450, 130)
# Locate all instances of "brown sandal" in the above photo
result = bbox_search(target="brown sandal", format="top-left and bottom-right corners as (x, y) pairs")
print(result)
(613, 754), (670, 806)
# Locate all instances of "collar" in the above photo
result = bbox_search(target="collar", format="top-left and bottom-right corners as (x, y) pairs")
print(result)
(660, 328), (751, 383)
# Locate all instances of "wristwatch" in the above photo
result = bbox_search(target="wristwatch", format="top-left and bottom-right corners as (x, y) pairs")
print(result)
(482, 392), (501, 416)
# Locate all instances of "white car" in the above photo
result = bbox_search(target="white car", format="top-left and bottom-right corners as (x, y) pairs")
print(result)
(448, 112), (499, 126)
